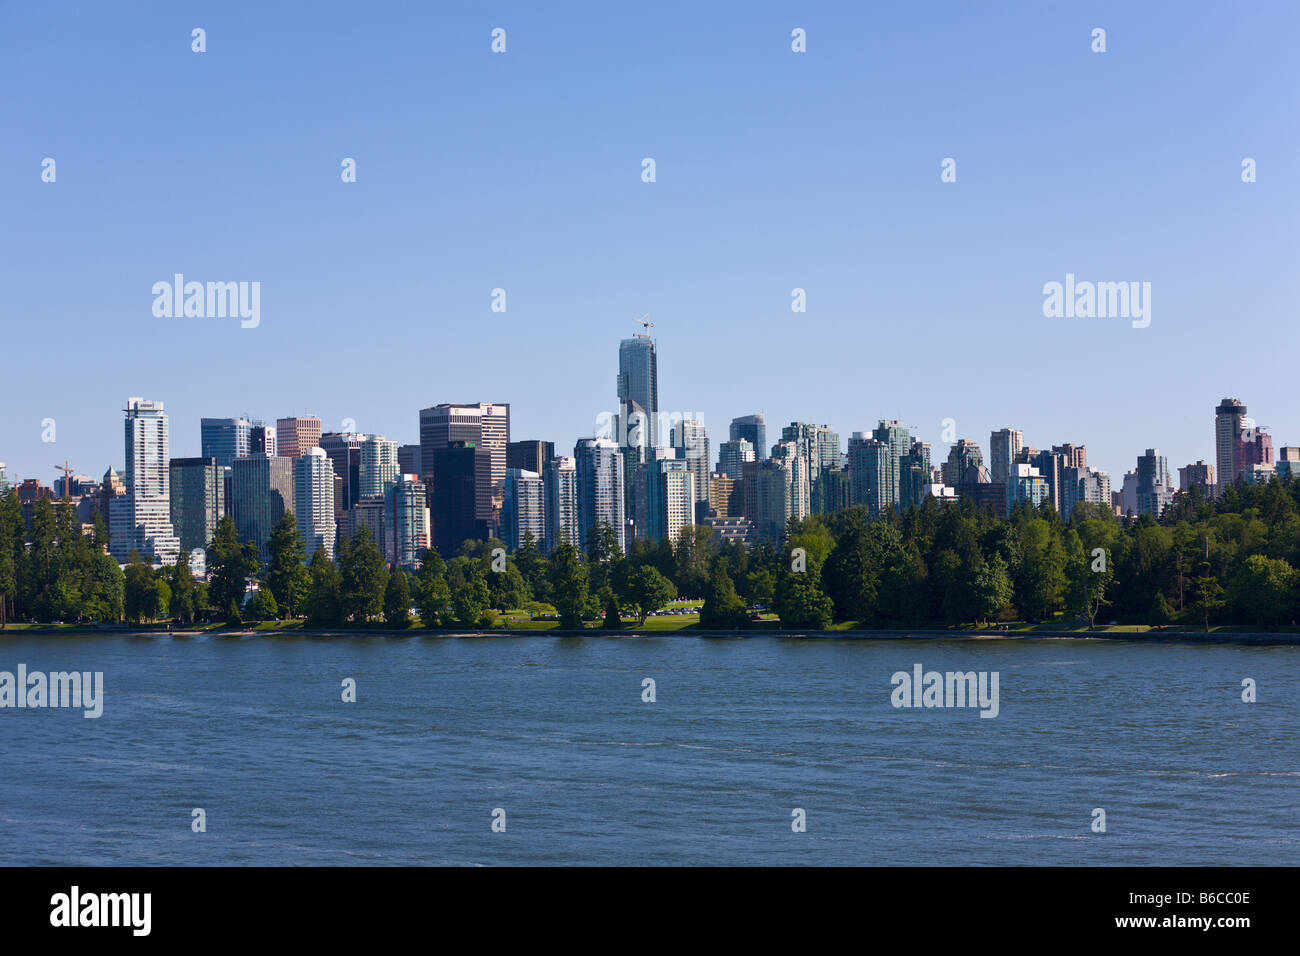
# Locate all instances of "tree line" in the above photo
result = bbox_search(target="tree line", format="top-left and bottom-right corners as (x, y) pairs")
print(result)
(3, 475), (1300, 630)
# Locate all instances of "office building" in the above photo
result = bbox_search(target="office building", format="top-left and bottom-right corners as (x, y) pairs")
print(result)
(717, 438), (755, 478)
(275, 416), (321, 460)
(989, 428), (1024, 486)
(575, 436), (626, 554)
(431, 441), (492, 557)
(543, 456), (580, 553)
(359, 435), (400, 498)
(507, 440), (555, 476)
(200, 417), (251, 469)
(231, 455), (294, 560)
(670, 418), (710, 517)
(294, 448), (336, 561)
(387, 475), (430, 569)
(419, 402), (510, 527)
(169, 457), (224, 555)
(110, 397), (181, 566)
(1179, 461), (1215, 494)
(502, 468), (546, 553)
(729, 415), (766, 461)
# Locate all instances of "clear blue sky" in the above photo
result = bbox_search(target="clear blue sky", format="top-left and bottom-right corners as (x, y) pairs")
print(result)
(3, 1), (1298, 486)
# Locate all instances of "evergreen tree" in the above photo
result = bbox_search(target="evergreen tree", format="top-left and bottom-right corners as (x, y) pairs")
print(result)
(266, 512), (310, 618)
(384, 570), (413, 628)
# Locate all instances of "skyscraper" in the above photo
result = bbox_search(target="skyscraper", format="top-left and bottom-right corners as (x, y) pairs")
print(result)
(431, 441), (491, 557)
(543, 456), (580, 554)
(359, 435), (400, 498)
(989, 427), (1024, 486)
(616, 333), (658, 452)
(717, 438), (755, 478)
(111, 398), (181, 566)
(575, 437), (626, 554)
(319, 431), (364, 513)
(848, 433), (894, 517)
(1179, 461), (1215, 494)
(249, 423), (277, 457)
(231, 455), (294, 560)
(640, 458), (695, 544)
(387, 475), (430, 569)
(1215, 398), (1248, 496)
(294, 448), (336, 561)
(169, 457), (224, 555)
(729, 415), (766, 460)
(507, 440), (555, 476)
(502, 468), (546, 553)
(419, 402), (510, 527)
(670, 418), (710, 517)
(200, 417), (251, 469)
(1135, 448), (1173, 517)
(275, 416), (322, 460)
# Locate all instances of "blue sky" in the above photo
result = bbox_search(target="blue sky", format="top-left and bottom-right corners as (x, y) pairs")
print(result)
(3, 1), (1298, 486)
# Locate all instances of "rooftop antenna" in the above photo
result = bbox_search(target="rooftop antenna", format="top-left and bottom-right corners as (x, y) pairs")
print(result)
(634, 314), (654, 334)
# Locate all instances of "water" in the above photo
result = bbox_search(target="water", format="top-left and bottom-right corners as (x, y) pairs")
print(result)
(1, 633), (1296, 865)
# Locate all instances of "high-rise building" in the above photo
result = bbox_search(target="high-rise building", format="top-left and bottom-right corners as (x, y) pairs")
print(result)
(231, 455), (294, 560)
(848, 433), (894, 516)
(636, 458), (695, 545)
(752, 443), (809, 541)
(319, 432), (364, 513)
(359, 435), (400, 498)
(782, 422), (841, 514)
(943, 439), (985, 489)
(387, 475), (430, 569)
(1006, 463), (1049, 512)
(989, 428), (1024, 486)
(248, 423), (277, 457)
(275, 416), (322, 460)
(1179, 461), (1215, 493)
(507, 440), (555, 476)
(1215, 398), (1249, 496)
(575, 437), (626, 554)
(502, 468), (546, 553)
(200, 417), (251, 469)
(707, 472), (741, 518)
(670, 419), (710, 517)
(0, 462), (9, 494)
(616, 334), (659, 453)
(431, 441), (492, 557)
(111, 398), (181, 566)
(294, 448), (336, 562)
(397, 443), (421, 477)
(1135, 449), (1173, 517)
(1028, 448), (1066, 513)
(419, 402), (510, 528)
(543, 456), (580, 554)
(717, 438), (755, 478)
(1061, 465), (1110, 519)
(729, 415), (766, 461)
(169, 457), (224, 555)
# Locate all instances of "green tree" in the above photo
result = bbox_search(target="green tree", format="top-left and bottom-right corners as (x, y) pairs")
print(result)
(1148, 591), (1173, 629)
(206, 516), (259, 618)
(451, 567), (490, 626)
(774, 566), (834, 629)
(1228, 554), (1297, 627)
(547, 541), (589, 628)
(266, 512), (310, 618)
(245, 587), (279, 622)
(1188, 561), (1224, 633)
(384, 570), (413, 628)
(970, 554), (1013, 626)
(339, 525), (387, 623)
(415, 551), (450, 628)
(626, 565), (676, 625)
(700, 561), (748, 628)
(600, 586), (622, 629)
(304, 547), (343, 627)
(123, 551), (154, 623)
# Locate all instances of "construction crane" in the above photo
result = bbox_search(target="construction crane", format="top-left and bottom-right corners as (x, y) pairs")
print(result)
(55, 461), (74, 501)
(633, 314), (654, 334)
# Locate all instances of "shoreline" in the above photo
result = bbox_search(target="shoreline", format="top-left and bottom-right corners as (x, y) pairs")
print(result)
(4, 627), (1299, 645)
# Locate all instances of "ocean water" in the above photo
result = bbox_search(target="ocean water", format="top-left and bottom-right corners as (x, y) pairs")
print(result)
(0, 632), (1296, 866)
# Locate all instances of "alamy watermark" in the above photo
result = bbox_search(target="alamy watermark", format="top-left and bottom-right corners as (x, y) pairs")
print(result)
(1042, 273), (1150, 329)
(891, 663), (999, 718)
(152, 274), (260, 328)
(0, 665), (103, 718)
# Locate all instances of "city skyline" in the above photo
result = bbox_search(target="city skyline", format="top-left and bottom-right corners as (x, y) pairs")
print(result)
(4, 2), (1298, 489)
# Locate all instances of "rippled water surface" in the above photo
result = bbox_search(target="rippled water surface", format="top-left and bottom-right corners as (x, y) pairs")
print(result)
(1, 633), (1296, 865)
